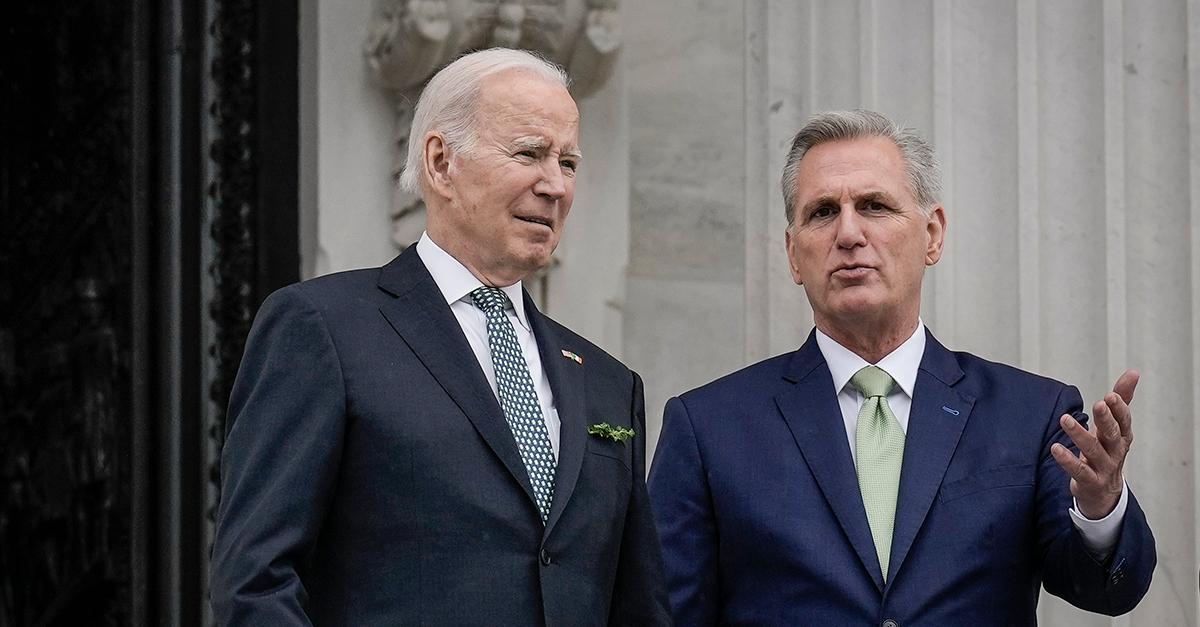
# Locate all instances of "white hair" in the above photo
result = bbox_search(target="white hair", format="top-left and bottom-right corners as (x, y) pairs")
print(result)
(781, 109), (942, 226)
(398, 48), (571, 194)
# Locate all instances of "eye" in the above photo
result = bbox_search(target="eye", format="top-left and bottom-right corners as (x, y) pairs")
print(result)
(560, 159), (578, 173)
(863, 200), (891, 213)
(810, 204), (836, 220)
(515, 149), (538, 159)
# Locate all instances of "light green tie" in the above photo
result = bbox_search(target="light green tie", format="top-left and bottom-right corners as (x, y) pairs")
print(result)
(851, 365), (905, 581)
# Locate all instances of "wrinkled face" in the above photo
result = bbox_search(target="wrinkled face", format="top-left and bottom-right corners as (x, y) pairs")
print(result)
(785, 136), (945, 332)
(427, 70), (580, 286)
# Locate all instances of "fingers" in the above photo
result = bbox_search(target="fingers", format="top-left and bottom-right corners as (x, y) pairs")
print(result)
(1060, 414), (1112, 470)
(1104, 388), (1135, 445)
(1050, 441), (1096, 484)
(1112, 369), (1139, 404)
(1094, 368), (1137, 455)
(1091, 398), (1128, 456)
(1056, 376), (1136, 519)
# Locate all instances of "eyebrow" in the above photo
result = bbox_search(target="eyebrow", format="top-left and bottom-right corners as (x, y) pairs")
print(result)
(512, 136), (583, 161)
(856, 190), (898, 205)
(799, 190), (899, 216)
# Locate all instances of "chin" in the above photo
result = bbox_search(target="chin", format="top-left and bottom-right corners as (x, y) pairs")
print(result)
(525, 241), (558, 264)
(826, 299), (888, 322)
(831, 286), (888, 308)
(508, 250), (555, 278)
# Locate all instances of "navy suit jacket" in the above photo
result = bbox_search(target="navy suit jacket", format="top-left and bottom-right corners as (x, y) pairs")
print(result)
(210, 246), (670, 626)
(649, 329), (1155, 626)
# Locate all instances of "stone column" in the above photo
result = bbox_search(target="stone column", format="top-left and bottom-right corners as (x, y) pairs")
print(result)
(626, 1), (1198, 623)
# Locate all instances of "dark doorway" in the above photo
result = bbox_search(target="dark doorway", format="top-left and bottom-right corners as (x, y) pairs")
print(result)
(0, 0), (298, 624)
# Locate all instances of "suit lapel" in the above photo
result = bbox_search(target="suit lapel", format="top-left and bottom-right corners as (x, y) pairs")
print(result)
(776, 333), (886, 591)
(886, 330), (973, 584)
(524, 293), (587, 536)
(375, 248), (538, 509)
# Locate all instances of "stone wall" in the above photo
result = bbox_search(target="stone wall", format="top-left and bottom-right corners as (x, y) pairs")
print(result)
(302, 2), (1199, 623)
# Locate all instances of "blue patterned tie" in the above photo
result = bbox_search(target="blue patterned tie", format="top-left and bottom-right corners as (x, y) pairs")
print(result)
(470, 286), (557, 523)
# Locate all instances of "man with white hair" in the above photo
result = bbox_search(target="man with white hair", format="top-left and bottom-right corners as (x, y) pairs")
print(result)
(211, 48), (669, 625)
(649, 109), (1156, 625)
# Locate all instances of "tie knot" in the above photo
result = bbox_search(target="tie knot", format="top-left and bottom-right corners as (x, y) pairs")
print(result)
(470, 286), (511, 313)
(851, 365), (895, 399)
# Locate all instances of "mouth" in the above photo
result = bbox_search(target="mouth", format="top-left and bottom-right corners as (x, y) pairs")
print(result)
(515, 215), (554, 229)
(832, 264), (875, 280)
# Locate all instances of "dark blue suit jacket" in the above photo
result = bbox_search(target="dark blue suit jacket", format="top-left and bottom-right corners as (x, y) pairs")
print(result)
(210, 246), (669, 626)
(649, 330), (1155, 626)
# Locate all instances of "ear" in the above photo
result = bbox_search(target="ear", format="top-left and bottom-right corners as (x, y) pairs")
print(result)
(785, 226), (804, 285)
(423, 133), (454, 200)
(925, 205), (946, 266)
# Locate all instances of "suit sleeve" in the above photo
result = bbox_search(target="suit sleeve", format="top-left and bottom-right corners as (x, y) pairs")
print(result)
(607, 371), (673, 626)
(209, 286), (346, 626)
(1037, 384), (1156, 615)
(648, 396), (720, 626)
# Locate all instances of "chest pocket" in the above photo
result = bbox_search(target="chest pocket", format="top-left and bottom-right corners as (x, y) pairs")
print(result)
(938, 463), (1035, 504)
(585, 436), (632, 470)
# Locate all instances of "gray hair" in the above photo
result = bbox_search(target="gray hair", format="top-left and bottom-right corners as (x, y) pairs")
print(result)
(398, 48), (571, 194)
(781, 109), (942, 226)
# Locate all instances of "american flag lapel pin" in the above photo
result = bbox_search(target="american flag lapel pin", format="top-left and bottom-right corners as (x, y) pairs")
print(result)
(561, 349), (583, 365)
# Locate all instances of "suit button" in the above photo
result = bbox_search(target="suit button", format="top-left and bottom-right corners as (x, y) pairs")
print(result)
(540, 549), (552, 565)
(882, 620), (899, 627)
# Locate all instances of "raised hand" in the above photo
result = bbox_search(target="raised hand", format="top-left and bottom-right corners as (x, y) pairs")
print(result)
(1049, 369), (1138, 519)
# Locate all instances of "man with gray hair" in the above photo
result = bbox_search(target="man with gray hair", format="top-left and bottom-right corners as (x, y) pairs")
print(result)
(211, 47), (669, 625)
(649, 109), (1156, 624)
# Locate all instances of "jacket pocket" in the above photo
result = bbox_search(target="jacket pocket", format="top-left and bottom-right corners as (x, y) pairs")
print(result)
(938, 463), (1035, 504)
(585, 436), (631, 470)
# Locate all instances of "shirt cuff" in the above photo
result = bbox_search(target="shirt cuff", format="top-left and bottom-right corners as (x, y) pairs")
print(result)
(1068, 479), (1129, 561)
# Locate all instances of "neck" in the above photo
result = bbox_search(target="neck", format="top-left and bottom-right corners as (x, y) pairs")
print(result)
(816, 314), (920, 364)
(425, 226), (522, 288)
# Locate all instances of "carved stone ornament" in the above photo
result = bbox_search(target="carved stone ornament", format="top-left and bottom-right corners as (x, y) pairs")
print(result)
(364, 0), (621, 251)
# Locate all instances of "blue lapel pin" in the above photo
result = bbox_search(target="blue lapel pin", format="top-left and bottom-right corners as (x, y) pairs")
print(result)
(942, 405), (960, 416)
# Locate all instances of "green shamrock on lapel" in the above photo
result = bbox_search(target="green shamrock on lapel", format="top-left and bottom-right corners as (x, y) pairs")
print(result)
(587, 422), (636, 443)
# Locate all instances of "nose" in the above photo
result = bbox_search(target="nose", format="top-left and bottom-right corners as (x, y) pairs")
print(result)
(834, 205), (867, 249)
(533, 160), (569, 199)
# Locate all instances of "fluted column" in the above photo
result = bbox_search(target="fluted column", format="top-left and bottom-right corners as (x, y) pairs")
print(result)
(626, 1), (1199, 623)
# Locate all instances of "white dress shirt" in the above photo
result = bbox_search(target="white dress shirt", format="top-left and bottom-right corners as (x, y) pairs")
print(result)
(416, 232), (561, 459)
(814, 320), (1127, 556)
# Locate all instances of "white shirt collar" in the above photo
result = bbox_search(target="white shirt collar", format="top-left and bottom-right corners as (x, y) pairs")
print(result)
(815, 319), (926, 399)
(415, 232), (531, 331)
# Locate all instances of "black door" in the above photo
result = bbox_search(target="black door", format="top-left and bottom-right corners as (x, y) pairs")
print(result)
(0, 1), (298, 624)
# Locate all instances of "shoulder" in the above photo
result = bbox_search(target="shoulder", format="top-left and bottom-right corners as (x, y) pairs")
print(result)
(920, 330), (1075, 403)
(939, 347), (1085, 426)
(948, 349), (1072, 398)
(676, 352), (795, 411)
(272, 266), (382, 307)
(654, 353), (798, 455)
(253, 266), (388, 322)
(241, 267), (391, 353)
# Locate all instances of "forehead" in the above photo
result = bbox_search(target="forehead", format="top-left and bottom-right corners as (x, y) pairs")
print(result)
(475, 70), (580, 145)
(796, 136), (910, 201)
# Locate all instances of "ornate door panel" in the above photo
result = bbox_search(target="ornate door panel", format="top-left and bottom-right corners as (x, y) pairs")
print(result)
(0, 0), (298, 624)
